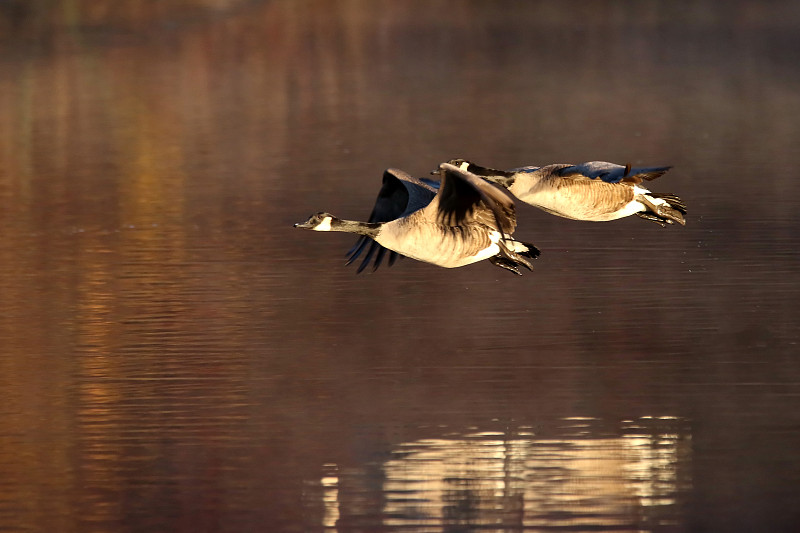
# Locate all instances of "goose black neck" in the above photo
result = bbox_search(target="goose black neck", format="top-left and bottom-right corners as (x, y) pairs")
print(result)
(332, 219), (381, 238)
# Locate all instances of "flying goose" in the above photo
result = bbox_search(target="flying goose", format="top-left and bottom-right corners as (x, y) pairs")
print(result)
(295, 163), (540, 275)
(345, 168), (437, 272)
(442, 159), (687, 226)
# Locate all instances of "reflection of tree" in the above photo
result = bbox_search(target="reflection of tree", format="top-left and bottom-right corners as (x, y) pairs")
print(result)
(0, 0), (261, 39)
(442, 464), (522, 531)
(442, 476), (482, 530)
(0, 2), (296, 530)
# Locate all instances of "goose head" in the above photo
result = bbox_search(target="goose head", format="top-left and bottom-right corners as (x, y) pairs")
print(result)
(294, 212), (337, 231)
(435, 159), (516, 180)
(432, 158), (472, 175)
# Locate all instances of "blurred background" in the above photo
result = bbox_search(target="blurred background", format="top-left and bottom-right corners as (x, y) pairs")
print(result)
(1, 1), (799, 531)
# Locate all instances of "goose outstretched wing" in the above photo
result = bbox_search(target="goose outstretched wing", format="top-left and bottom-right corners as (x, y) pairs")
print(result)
(346, 168), (437, 272)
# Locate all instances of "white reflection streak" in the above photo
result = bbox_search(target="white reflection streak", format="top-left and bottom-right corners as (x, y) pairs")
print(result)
(378, 418), (687, 529)
(321, 463), (340, 530)
(383, 437), (526, 527)
(623, 433), (683, 507)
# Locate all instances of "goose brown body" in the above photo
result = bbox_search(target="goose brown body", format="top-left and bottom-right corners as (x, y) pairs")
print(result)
(376, 212), (501, 268)
(513, 164), (640, 221)
(446, 159), (687, 226)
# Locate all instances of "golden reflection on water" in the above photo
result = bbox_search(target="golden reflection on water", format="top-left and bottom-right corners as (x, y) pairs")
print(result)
(320, 463), (341, 529)
(315, 417), (689, 531)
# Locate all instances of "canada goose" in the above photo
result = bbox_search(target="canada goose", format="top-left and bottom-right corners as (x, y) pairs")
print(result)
(295, 163), (540, 275)
(345, 168), (437, 272)
(442, 159), (687, 226)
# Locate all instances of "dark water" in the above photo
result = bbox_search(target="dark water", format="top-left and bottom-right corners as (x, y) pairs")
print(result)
(1, 1), (799, 531)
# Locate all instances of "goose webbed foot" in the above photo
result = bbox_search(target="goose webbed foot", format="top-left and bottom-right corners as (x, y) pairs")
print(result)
(497, 241), (535, 272)
(656, 205), (686, 226)
(489, 256), (523, 276)
(638, 197), (685, 226)
(635, 212), (669, 227)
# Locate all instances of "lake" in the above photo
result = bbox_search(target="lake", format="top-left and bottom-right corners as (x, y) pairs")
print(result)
(1, 1), (799, 531)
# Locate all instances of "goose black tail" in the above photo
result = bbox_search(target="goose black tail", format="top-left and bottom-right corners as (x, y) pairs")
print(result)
(518, 240), (541, 260)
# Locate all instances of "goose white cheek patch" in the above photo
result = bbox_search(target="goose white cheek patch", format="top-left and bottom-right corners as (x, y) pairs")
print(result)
(314, 216), (333, 231)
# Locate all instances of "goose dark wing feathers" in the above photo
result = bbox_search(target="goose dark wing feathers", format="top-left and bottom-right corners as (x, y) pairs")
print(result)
(558, 161), (672, 184)
(364, 168), (435, 223)
(435, 163), (517, 235)
(345, 168), (437, 272)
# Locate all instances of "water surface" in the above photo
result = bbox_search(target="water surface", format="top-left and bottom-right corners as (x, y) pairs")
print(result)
(1, 1), (799, 531)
